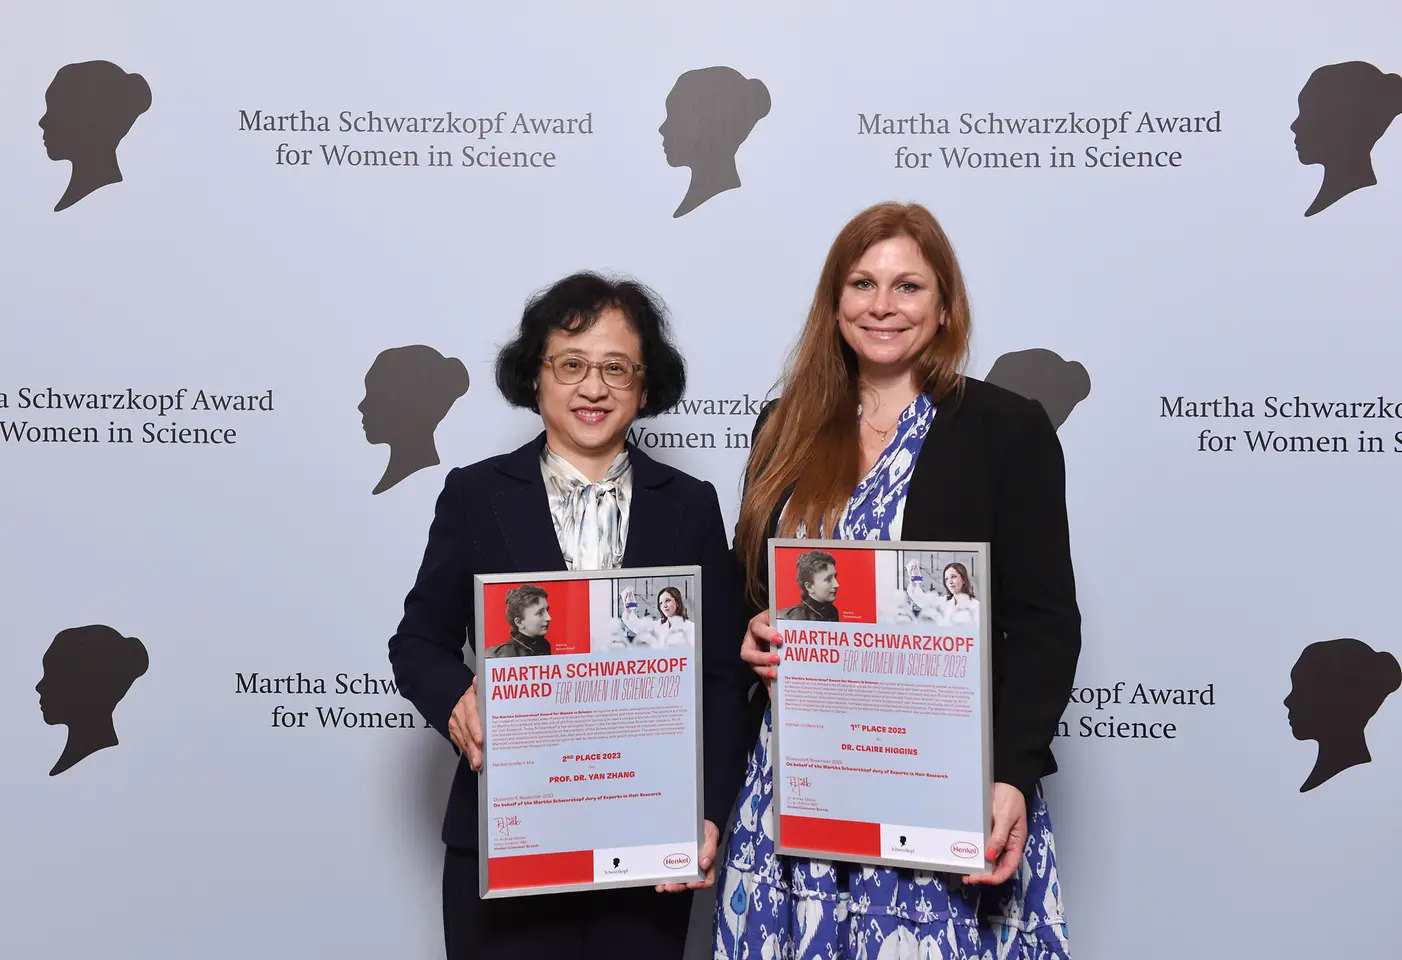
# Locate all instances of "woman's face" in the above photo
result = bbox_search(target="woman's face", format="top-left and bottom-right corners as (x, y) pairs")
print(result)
(515, 599), (551, 638)
(838, 236), (943, 379)
(658, 81), (699, 167)
(806, 564), (839, 604)
(1290, 78), (1336, 165)
(659, 593), (679, 618)
(35, 645), (76, 724)
(537, 308), (646, 465)
(1283, 668), (1319, 740)
(357, 361), (400, 443)
(38, 79), (81, 161)
(1289, 68), (1390, 166)
(944, 567), (966, 595)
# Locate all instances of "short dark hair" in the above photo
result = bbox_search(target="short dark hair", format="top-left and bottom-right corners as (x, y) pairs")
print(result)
(796, 550), (837, 593)
(505, 584), (548, 629)
(495, 272), (687, 417)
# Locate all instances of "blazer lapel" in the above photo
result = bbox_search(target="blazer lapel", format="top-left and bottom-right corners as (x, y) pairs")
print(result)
(621, 446), (679, 568)
(490, 433), (567, 572)
(902, 382), (963, 539)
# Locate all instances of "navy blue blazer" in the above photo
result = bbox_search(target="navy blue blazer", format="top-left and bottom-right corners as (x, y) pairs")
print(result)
(388, 432), (752, 851)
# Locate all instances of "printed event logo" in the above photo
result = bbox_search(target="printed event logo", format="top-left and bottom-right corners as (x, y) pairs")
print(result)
(950, 841), (980, 859)
(663, 852), (692, 870)
(660, 66), (771, 218)
(40, 60), (151, 212)
(359, 345), (469, 494)
(1285, 638), (1399, 792)
(36, 625), (149, 776)
(1292, 61), (1402, 217)
(984, 349), (1091, 430)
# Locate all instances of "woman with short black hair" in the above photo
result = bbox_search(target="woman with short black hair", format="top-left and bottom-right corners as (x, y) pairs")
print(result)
(494, 272), (688, 416)
(388, 271), (751, 959)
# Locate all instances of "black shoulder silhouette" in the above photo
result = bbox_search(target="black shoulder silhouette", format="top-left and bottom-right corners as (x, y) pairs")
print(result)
(1291, 61), (1402, 216)
(40, 60), (152, 212)
(1284, 637), (1400, 791)
(984, 348), (1091, 429)
(659, 66), (771, 218)
(36, 624), (149, 776)
(359, 345), (470, 495)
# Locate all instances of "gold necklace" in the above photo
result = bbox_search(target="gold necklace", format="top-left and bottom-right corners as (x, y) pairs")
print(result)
(861, 390), (920, 443)
(862, 413), (900, 442)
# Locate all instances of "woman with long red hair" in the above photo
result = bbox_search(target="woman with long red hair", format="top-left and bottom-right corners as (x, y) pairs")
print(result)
(712, 202), (1081, 959)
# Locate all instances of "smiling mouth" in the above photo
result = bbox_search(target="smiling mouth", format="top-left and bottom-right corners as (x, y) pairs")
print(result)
(572, 408), (611, 424)
(862, 327), (908, 340)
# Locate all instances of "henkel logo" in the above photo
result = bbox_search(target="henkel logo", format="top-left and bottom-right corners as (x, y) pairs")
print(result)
(950, 842), (980, 859)
(663, 853), (692, 870)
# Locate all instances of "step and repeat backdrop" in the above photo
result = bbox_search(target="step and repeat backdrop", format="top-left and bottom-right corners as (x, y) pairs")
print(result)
(2, 1), (1399, 958)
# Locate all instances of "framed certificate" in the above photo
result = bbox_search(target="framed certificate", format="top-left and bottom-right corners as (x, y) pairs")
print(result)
(474, 565), (706, 898)
(768, 538), (993, 875)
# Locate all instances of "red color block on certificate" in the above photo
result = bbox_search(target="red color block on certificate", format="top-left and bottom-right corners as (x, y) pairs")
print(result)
(772, 546), (877, 622)
(487, 850), (594, 890)
(779, 815), (880, 859)
(481, 579), (592, 655)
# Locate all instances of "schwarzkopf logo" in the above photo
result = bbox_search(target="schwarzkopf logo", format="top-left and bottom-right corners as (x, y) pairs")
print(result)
(604, 856), (628, 876)
(1285, 638), (1399, 792)
(1292, 61), (1402, 217)
(359, 345), (469, 495)
(660, 66), (771, 218)
(985, 349), (1091, 431)
(41, 60), (152, 212)
(38, 624), (149, 776)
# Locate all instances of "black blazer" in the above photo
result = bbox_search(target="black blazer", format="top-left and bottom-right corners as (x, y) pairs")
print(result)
(388, 432), (752, 851)
(748, 376), (1082, 803)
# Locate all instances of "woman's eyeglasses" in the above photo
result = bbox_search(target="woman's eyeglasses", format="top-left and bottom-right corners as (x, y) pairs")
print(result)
(542, 354), (644, 389)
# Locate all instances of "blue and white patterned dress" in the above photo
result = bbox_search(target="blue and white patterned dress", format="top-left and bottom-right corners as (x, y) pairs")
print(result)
(713, 393), (1071, 960)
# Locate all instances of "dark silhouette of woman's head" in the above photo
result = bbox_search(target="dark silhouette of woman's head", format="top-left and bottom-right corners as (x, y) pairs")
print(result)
(359, 345), (469, 495)
(658, 586), (688, 625)
(1284, 637), (1400, 792)
(985, 348), (1091, 429)
(1291, 61), (1402, 217)
(36, 624), (149, 776)
(39, 60), (152, 212)
(659, 66), (771, 218)
(942, 562), (975, 600)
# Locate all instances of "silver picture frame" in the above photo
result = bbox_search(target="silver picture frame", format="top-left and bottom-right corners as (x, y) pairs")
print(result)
(473, 564), (706, 898)
(767, 537), (993, 875)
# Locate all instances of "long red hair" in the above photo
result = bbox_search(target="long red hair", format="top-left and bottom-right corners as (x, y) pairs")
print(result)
(736, 202), (973, 605)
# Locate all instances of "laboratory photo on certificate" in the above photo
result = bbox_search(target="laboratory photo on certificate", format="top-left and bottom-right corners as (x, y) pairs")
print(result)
(589, 574), (698, 650)
(876, 549), (983, 628)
